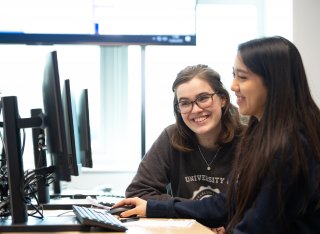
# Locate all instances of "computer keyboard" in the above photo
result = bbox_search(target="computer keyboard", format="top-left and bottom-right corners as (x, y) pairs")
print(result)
(72, 205), (127, 232)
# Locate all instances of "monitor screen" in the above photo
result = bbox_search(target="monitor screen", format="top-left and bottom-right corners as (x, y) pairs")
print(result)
(0, 0), (196, 45)
(42, 51), (71, 182)
(61, 79), (82, 175)
(77, 89), (93, 168)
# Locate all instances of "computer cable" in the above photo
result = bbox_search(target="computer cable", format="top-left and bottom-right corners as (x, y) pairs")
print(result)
(23, 169), (44, 219)
(0, 112), (48, 219)
(0, 165), (8, 199)
(0, 130), (5, 168)
(0, 199), (10, 218)
(35, 132), (48, 171)
(22, 165), (55, 219)
(0, 164), (10, 218)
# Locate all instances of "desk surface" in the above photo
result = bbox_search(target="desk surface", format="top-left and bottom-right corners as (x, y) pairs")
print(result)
(121, 218), (214, 234)
(1, 219), (214, 234)
(0, 210), (215, 234)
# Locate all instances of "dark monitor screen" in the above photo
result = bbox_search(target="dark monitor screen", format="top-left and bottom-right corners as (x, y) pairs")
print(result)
(61, 79), (82, 175)
(77, 89), (93, 168)
(42, 51), (71, 182)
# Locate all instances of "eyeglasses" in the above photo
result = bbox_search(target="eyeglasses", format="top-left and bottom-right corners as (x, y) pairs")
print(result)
(176, 93), (216, 114)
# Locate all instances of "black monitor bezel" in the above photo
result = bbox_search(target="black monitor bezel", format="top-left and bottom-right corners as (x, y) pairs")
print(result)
(42, 50), (71, 182)
(61, 79), (82, 175)
(77, 89), (93, 168)
(0, 33), (196, 46)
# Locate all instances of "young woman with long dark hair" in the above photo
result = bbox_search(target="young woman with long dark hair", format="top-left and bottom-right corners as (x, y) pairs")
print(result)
(113, 36), (320, 233)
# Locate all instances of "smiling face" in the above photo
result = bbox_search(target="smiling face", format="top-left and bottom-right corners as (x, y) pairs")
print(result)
(231, 53), (267, 120)
(176, 76), (226, 144)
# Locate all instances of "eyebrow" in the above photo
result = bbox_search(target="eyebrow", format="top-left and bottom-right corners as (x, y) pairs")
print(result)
(178, 92), (212, 101)
(233, 67), (250, 74)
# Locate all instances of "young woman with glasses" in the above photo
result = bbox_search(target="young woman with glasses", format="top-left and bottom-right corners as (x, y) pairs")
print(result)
(114, 36), (320, 233)
(125, 64), (243, 203)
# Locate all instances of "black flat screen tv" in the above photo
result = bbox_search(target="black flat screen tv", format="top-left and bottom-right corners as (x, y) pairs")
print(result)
(0, 0), (197, 45)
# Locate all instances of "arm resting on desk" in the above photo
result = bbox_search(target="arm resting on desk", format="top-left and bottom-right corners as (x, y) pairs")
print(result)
(147, 194), (227, 228)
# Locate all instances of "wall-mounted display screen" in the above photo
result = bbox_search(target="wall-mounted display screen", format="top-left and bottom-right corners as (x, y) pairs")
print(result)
(0, 0), (197, 45)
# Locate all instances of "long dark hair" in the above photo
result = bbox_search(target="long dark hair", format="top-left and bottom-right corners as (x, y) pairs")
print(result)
(226, 36), (320, 231)
(171, 64), (241, 152)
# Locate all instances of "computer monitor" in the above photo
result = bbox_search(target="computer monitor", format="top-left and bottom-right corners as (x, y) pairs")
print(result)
(77, 89), (93, 168)
(0, 51), (94, 231)
(42, 51), (71, 183)
(0, 50), (74, 226)
(61, 79), (82, 175)
(0, 0), (197, 46)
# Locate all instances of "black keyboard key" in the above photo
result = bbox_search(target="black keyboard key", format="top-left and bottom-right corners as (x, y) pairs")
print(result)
(73, 205), (127, 232)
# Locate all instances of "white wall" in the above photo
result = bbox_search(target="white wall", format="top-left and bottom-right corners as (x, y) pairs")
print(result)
(292, 0), (320, 106)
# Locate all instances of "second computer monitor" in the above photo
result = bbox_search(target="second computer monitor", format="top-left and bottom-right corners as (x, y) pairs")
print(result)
(77, 89), (93, 168)
(61, 79), (82, 176)
(42, 51), (71, 182)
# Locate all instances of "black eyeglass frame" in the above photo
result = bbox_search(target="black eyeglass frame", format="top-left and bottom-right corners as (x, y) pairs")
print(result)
(175, 92), (217, 114)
